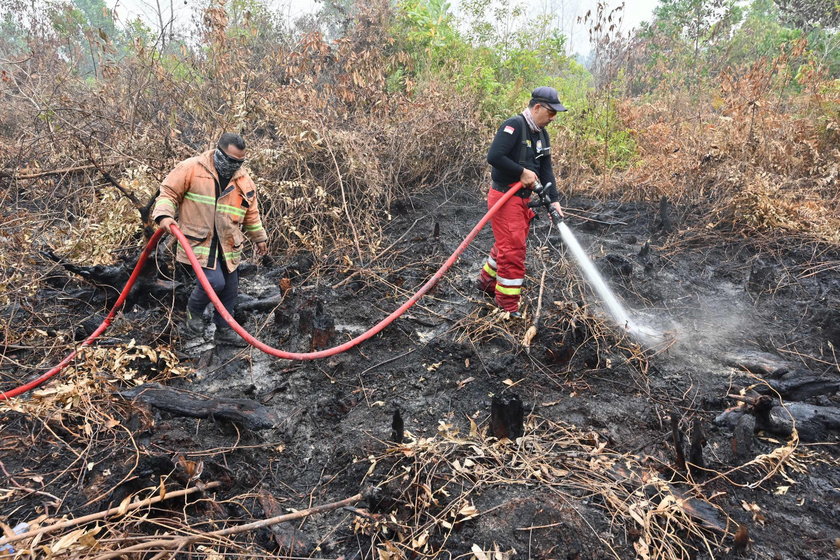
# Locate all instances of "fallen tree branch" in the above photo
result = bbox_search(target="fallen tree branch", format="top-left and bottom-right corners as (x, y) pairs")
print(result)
(118, 383), (280, 431)
(89, 491), (365, 560)
(0, 162), (121, 180)
(0, 481), (222, 547)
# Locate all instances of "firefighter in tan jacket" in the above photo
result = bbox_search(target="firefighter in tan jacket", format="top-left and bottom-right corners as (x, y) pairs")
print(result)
(153, 133), (268, 346)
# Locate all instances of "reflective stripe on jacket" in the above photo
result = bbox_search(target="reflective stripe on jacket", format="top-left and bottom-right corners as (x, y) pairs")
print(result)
(151, 150), (268, 272)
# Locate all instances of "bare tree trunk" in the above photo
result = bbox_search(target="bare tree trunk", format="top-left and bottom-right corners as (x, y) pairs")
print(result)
(156, 0), (166, 49)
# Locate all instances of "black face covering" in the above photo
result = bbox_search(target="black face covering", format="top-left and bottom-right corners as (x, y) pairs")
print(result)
(213, 147), (244, 179)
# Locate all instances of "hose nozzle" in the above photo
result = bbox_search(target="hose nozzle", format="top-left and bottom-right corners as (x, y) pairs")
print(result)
(532, 181), (550, 196)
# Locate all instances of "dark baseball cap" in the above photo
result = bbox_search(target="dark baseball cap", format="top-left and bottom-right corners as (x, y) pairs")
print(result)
(531, 86), (567, 112)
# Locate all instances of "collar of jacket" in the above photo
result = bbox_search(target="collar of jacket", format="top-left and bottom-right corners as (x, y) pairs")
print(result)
(196, 149), (247, 183)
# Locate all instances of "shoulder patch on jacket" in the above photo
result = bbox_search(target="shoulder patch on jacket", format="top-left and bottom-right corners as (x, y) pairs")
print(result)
(503, 125), (515, 134)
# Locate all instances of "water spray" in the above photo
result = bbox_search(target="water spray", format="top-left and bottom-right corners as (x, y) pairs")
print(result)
(530, 183), (665, 345)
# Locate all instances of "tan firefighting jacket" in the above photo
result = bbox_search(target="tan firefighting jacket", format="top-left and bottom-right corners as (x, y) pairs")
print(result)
(152, 150), (268, 272)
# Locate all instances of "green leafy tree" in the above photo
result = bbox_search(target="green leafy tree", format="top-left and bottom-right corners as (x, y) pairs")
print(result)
(774, 0), (840, 31)
(46, 0), (121, 77)
(727, 0), (801, 65)
(390, 0), (635, 170)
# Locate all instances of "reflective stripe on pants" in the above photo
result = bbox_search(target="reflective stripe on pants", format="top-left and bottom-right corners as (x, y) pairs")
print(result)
(476, 187), (534, 312)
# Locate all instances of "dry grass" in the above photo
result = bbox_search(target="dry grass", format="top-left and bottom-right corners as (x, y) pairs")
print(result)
(349, 413), (820, 560)
(0, 397), (820, 559)
(560, 49), (840, 250)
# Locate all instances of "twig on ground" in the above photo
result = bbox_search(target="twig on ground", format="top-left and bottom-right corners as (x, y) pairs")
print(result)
(0, 481), (222, 547)
(88, 492), (364, 560)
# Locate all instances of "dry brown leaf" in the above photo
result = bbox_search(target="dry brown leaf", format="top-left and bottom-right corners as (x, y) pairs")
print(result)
(471, 543), (489, 560)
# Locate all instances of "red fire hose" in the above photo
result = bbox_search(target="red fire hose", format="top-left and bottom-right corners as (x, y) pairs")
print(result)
(1, 183), (524, 400)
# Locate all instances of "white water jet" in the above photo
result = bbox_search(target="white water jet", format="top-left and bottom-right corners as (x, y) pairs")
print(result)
(558, 222), (662, 344)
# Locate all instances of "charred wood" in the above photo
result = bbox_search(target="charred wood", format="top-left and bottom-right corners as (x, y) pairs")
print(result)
(671, 412), (686, 472)
(731, 414), (756, 460)
(264, 253), (314, 281)
(310, 301), (335, 351)
(757, 373), (840, 401)
(235, 293), (283, 314)
(607, 463), (729, 533)
(490, 393), (524, 440)
(118, 383), (279, 430)
(747, 260), (776, 294)
(258, 491), (313, 556)
(40, 249), (181, 308)
(391, 408), (404, 444)
(107, 455), (178, 509)
(766, 402), (840, 442)
(715, 395), (840, 442)
(658, 195), (674, 233)
(688, 418), (706, 474)
(722, 350), (795, 376)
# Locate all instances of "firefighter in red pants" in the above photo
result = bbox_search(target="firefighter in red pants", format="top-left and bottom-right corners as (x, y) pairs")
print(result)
(478, 87), (566, 317)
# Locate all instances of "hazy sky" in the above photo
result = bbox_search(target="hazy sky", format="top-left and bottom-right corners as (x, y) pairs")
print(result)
(557, 0), (660, 54)
(110, 0), (660, 55)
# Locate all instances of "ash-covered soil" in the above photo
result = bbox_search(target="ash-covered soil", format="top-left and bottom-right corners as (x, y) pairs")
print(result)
(1, 185), (838, 559)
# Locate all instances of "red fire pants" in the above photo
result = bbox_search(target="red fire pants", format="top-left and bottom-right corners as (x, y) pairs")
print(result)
(477, 188), (535, 312)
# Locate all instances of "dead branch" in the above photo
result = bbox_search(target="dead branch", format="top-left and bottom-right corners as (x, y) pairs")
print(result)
(522, 268), (546, 350)
(322, 128), (365, 265)
(0, 481), (222, 547)
(117, 383), (280, 431)
(0, 162), (121, 180)
(83, 148), (149, 221)
(88, 492), (364, 560)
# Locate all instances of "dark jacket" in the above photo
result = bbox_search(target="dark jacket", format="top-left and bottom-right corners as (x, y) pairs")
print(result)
(486, 114), (560, 202)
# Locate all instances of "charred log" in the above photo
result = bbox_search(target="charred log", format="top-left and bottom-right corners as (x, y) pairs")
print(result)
(118, 383), (279, 431)
(40, 249), (182, 308)
(722, 350), (795, 376)
(765, 402), (840, 442)
(715, 395), (840, 442)
(235, 293), (284, 314)
(607, 463), (728, 533)
(490, 393), (524, 440)
(757, 373), (840, 401)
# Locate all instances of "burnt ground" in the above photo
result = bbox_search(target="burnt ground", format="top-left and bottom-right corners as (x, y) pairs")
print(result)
(1, 184), (839, 559)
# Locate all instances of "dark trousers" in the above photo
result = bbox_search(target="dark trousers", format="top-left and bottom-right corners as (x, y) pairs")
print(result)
(187, 261), (239, 328)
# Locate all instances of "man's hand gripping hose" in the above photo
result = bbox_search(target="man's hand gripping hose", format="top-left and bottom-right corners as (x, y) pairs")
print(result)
(1, 183), (526, 400)
(529, 182), (564, 225)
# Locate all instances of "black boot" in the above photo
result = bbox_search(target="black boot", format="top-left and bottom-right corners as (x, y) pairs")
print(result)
(181, 310), (205, 337)
(213, 326), (247, 347)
